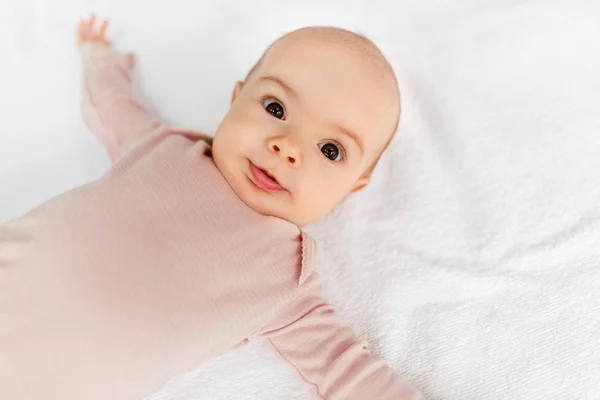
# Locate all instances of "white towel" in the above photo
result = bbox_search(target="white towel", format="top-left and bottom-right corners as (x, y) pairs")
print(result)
(1, 1), (599, 399)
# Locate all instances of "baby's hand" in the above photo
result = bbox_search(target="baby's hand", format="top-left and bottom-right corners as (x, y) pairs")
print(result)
(77, 15), (111, 46)
(77, 15), (135, 68)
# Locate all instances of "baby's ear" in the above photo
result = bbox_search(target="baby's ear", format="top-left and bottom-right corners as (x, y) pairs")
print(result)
(231, 81), (244, 104)
(351, 177), (370, 193)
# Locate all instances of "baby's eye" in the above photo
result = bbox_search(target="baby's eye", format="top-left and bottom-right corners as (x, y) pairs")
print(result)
(319, 142), (343, 161)
(263, 99), (285, 120)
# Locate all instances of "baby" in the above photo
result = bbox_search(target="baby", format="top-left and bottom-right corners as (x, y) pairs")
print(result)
(0, 15), (422, 400)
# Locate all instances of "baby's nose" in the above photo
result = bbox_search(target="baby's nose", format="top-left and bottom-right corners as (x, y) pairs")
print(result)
(267, 137), (302, 167)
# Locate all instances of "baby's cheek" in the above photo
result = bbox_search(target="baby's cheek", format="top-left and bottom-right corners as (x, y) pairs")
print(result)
(214, 123), (242, 150)
(225, 113), (262, 143)
(298, 181), (337, 213)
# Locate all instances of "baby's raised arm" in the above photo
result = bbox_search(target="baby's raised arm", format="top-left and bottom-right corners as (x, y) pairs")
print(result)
(77, 16), (162, 162)
(256, 273), (424, 400)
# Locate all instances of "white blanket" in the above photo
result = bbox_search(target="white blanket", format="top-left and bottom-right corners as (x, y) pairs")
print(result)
(1, 1), (599, 399)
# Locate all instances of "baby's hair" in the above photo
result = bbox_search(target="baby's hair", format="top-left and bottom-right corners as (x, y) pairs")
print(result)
(243, 27), (400, 177)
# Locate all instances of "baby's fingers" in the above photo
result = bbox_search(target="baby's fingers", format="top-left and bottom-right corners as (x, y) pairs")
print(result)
(76, 19), (89, 43)
(97, 20), (108, 39)
(77, 16), (93, 38)
(77, 15), (111, 45)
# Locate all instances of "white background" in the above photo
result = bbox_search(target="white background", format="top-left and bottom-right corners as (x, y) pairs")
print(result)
(1, 0), (600, 399)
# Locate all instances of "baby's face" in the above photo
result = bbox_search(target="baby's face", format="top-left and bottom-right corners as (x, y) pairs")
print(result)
(212, 28), (399, 226)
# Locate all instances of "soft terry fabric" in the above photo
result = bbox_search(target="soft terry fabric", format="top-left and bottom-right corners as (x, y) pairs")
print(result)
(0, 43), (422, 400)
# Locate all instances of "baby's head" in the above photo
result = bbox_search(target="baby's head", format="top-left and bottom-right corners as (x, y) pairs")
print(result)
(212, 26), (400, 226)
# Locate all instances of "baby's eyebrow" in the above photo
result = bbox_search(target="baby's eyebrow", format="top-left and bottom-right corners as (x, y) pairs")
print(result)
(334, 123), (364, 155)
(258, 76), (298, 99)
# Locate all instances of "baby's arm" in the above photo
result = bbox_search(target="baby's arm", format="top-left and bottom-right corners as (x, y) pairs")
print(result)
(77, 16), (162, 162)
(256, 273), (424, 400)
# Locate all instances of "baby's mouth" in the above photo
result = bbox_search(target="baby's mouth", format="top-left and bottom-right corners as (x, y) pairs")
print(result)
(248, 161), (287, 192)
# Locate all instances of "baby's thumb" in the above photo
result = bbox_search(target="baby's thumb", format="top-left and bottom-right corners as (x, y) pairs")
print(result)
(126, 52), (136, 69)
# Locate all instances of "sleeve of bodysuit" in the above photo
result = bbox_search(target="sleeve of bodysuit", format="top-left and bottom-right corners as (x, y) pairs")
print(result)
(79, 43), (162, 162)
(256, 273), (424, 400)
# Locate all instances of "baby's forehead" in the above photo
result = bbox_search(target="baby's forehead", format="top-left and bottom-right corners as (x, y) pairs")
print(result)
(262, 32), (395, 97)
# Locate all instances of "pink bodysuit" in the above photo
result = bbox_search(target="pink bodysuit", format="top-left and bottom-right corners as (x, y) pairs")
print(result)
(0, 43), (422, 400)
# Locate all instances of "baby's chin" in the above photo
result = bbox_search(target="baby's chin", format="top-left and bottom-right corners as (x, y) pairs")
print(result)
(228, 173), (334, 227)
(227, 177), (311, 226)
(237, 187), (306, 226)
